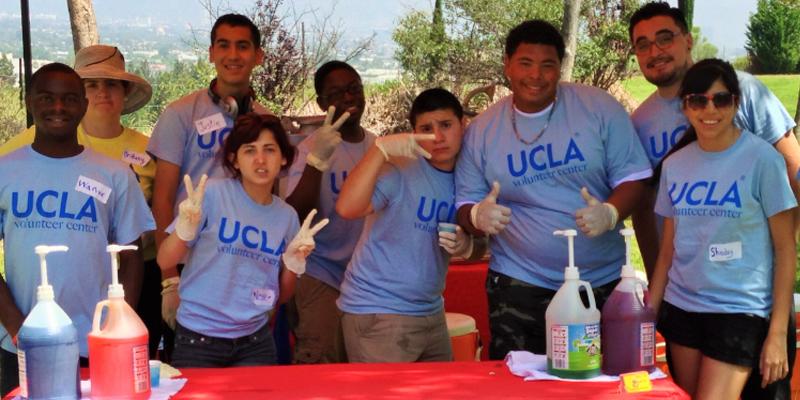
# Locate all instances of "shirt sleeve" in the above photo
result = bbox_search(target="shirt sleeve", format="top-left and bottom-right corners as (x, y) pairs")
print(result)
(371, 163), (402, 213)
(455, 124), (490, 207)
(109, 168), (156, 245)
(756, 148), (797, 217)
(735, 73), (796, 144)
(146, 104), (189, 166)
(654, 164), (674, 218)
(601, 96), (653, 187)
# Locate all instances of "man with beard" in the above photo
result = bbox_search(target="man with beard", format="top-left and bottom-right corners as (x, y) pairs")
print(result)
(285, 61), (376, 364)
(628, 3), (799, 399)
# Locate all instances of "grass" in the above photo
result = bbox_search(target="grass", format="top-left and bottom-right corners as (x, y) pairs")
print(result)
(622, 74), (799, 116)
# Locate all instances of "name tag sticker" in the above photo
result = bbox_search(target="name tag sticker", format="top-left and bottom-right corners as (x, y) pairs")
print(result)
(252, 288), (276, 307)
(122, 150), (151, 167)
(709, 241), (742, 262)
(75, 175), (112, 204)
(194, 113), (226, 136)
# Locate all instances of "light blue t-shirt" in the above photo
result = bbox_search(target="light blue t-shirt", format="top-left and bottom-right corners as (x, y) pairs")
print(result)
(655, 132), (796, 317)
(285, 131), (376, 289)
(147, 89), (271, 214)
(0, 146), (154, 356)
(632, 71), (795, 169)
(337, 157), (456, 316)
(455, 84), (652, 290)
(172, 178), (299, 338)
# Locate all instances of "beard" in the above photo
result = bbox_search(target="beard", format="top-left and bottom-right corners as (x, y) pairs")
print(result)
(643, 56), (689, 88)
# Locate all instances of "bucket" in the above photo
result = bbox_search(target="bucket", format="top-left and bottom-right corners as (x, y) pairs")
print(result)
(446, 312), (480, 361)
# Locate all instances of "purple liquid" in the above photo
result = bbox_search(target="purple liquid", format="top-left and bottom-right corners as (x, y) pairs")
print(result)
(601, 289), (657, 375)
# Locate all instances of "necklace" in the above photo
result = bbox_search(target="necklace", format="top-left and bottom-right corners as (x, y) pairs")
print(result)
(510, 96), (558, 145)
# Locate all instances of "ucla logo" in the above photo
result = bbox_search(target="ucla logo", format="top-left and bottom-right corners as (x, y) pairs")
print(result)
(669, 181), (742, 208)
(507, 138), (585, 177)
(330, 171), (348, 194)
(218, 217), (287, 255)
(12, 191), (97, 222)
(197, 127), (232, 150)
(416, 196), (456, 223)
(649, 125), (687, 160)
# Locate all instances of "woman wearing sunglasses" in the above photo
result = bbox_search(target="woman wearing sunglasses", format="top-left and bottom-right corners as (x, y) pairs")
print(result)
(648, 58), (796, 399)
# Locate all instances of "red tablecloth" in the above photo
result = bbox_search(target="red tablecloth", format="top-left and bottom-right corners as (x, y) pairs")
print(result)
(173, 361), (689, 399)
(443, 260), (491, 360)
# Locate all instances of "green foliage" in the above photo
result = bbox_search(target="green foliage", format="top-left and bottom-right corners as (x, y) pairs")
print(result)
(121, 59), (215, 133)
(746, 0), (800, 74)
(393, 0), (641, 97)
(690, 26), (718, 61)
(678, 0), (694, 31)
(0, 83), (25, 144)
(731, 55), (752, 72)
(0, 57), (14, 85)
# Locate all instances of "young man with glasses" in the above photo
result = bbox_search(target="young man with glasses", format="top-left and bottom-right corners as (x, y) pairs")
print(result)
(284, 60), (376, 364)
(628, 3), (799, 399)
(454, 20), (651, 360)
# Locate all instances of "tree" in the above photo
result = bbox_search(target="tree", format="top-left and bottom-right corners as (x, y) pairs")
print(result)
(678, 0), (693, 31)
(66, 0), (99, 52)
(560, 0), (583, 82)
(745, 0), (800, 74)
(0, 56), (14, 85)
(690, 26), (718, 61)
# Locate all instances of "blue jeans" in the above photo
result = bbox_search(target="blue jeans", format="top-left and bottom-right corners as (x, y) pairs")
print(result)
(171, 322), (277, 368)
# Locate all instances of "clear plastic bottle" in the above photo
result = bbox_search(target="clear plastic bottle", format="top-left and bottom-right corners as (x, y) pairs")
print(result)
(88, 245), (150, 399)
(545, 230), (602, 379)
(17, 245), (80, 400)
(601, 228), (656, 375)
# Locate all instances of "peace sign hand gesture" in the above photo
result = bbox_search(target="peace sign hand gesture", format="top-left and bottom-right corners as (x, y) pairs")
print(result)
(307, 106), (351, 171)
(175, 174), (208, 241)
(282, 209), (330, 275)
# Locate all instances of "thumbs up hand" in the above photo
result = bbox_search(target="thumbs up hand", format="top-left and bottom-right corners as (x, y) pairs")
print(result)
(470, 181), (511, 235)
(575, 187), (618, 237)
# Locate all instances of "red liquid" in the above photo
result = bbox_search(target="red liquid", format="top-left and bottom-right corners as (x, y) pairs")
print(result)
(88, 333), (150, 399)
(601, 290), (657, 375)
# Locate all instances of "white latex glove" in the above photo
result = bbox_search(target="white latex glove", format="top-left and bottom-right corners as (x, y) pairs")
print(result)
(470, 181), (511, 234)
(161, 277), (180, 330)
(575, 187), (618, 238)
(175, 174), (207, 242)
(282, 209), (330, 275)
(438, 225), (473, 258)
(307, 106), (350, 171)
(374, 133), (436, 160)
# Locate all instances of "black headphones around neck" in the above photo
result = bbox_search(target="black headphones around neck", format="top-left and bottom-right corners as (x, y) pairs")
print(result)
(207, 78), (255, 118)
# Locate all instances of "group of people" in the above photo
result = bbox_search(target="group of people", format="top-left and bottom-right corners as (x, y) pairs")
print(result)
(0, 2), (797, 399)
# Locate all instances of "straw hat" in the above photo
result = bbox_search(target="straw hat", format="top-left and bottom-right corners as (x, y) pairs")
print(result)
(74, 45), (152, 115)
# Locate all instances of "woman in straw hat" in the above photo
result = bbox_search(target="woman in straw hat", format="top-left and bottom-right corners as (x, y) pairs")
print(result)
(0, 44), (162, 358)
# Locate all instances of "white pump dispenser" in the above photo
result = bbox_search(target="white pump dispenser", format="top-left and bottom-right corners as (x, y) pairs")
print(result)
(553, 229), (579, 279)
(106, 244), (138, 299)
(33, 245), (68, 301)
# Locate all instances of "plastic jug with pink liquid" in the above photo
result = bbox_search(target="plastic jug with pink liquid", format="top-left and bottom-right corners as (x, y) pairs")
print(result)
(88, 245), (150, 399)
(601, 228), (656, 375)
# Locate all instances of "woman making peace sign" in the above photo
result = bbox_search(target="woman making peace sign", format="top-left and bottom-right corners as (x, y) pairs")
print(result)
(157, 113), (328, 367)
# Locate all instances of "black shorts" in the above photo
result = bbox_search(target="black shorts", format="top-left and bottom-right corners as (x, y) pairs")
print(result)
(657, 301), (769, 368)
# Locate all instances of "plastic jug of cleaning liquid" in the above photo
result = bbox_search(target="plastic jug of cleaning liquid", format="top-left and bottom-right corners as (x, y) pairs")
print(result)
(545, 230), (602, 379)
(88, 245), (150, 399)
(601, 228), (656, 375)
(16, 245), (80, 400)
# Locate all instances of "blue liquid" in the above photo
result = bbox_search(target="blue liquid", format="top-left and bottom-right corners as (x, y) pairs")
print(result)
(17, 315), (80, 399)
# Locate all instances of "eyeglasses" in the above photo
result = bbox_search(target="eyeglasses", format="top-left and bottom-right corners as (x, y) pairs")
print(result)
(633, 30), (681, 55)
(683, 92), (737, 111)
(321, 82), (364, 102)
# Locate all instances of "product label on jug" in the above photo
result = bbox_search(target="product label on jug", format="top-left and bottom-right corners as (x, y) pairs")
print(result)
(550, 323), (601, 370)
(133, 345), (149, 393)
(640, 322), (655, 366)
(17, 350), (26, 398)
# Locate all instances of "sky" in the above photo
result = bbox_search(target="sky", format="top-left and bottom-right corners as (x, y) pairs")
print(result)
(0, 0), (758, 57)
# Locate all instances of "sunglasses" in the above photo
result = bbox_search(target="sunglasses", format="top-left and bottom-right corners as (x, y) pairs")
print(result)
(683, 92), (736, 111)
